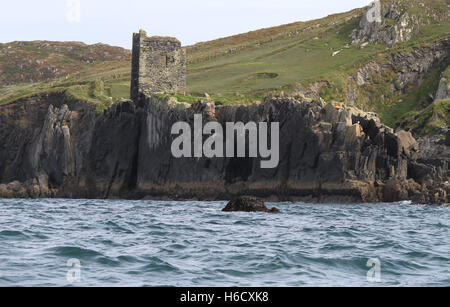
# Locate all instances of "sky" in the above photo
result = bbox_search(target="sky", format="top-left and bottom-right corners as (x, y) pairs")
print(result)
(0, 0), (373, 49)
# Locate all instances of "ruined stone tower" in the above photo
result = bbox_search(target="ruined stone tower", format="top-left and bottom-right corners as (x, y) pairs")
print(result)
(130, 30), (186, 100)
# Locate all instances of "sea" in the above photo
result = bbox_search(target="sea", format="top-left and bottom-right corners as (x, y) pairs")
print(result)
(0, 199), (448, 287)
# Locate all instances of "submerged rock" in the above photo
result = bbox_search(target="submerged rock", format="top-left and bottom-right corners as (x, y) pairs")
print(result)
(222, 196), (280, 213)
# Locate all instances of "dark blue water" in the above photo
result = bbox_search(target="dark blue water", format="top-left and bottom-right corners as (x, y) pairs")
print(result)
(0, 199), (448, 287)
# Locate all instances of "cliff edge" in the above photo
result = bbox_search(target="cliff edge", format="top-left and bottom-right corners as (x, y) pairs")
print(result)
(0, 92), (448, 204)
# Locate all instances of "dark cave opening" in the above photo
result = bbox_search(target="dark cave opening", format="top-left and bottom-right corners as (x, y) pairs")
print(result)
(225, 157), (254, 184)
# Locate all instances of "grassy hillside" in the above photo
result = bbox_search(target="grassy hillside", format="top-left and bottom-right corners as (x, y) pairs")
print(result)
(0, 41), (130, 86)
(0, 41), (131, 112)
(185, 0), (449, 129)
(0, 0), (449, 130)
(0, 60), (131, 113)
(185, 9), (384, 105)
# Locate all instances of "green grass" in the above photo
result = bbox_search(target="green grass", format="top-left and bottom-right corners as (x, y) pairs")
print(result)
(0, 61), (131, 110)
(185, 0), (449, 98)
(186, 14), (369, 96)
(155, 93), (261, 106)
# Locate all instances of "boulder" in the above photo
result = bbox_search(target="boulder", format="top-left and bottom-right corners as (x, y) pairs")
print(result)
(222, 196), (280, 213)
(435, 77), (449, 101)
(395, 130), (419, 156)
(322, 102), (340, 124)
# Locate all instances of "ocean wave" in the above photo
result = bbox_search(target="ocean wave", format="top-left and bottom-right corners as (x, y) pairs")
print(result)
(0, 199), (448, 286)
(49, 246), (103, 259)
(397, 200), (413, 206)
(0, 230), (29, 239)
(105, 221), (134, 234)
(140, 256), (181, 273)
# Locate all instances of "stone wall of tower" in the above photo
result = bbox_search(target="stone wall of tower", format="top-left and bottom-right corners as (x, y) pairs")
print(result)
(130, 30), (186, 101)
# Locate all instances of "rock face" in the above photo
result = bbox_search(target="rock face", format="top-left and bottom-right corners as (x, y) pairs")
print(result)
(0, 93), (97, 198)
(392, 39), (449, 92)
(435, 77), (450, 101)
(351, 0), (448, 47)
(354, 38), (450, 95)
(348, 37), (450, 112)
(351, 1), (420, 46)
(0, 92), (448, 204)
(305, 37), (450, 110)
(222, 196), (280, 213)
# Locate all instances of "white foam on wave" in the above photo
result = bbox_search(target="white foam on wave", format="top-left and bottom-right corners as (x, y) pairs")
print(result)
(398, 200), (413, 205)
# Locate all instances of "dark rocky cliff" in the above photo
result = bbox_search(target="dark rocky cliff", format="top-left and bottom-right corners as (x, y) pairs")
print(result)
(0, 92), (448, 204)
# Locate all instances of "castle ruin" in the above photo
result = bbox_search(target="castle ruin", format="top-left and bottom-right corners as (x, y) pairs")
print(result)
(131, 30), (186, 100)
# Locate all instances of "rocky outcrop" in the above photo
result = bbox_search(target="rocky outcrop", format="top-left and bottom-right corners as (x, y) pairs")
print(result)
(0, 93), (97, 198)
(0, 92), (448, 204)
(355, 38), (450, 93)
(351, 1), (420, 46)
(351, 0), (449, 47)
(303, 37), (450, 111)
(345, 37), (450, 116)
(81, 100), (142, 199)
(222, 196), (280, 213)
(390, 39), (450, 94)
(406, 136), (450, 204)
(435, 76), (450, 101)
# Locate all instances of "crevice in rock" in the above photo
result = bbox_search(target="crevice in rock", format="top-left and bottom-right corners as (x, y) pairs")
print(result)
(127, 122), (141, 191)
(104, 162), (119, 199)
